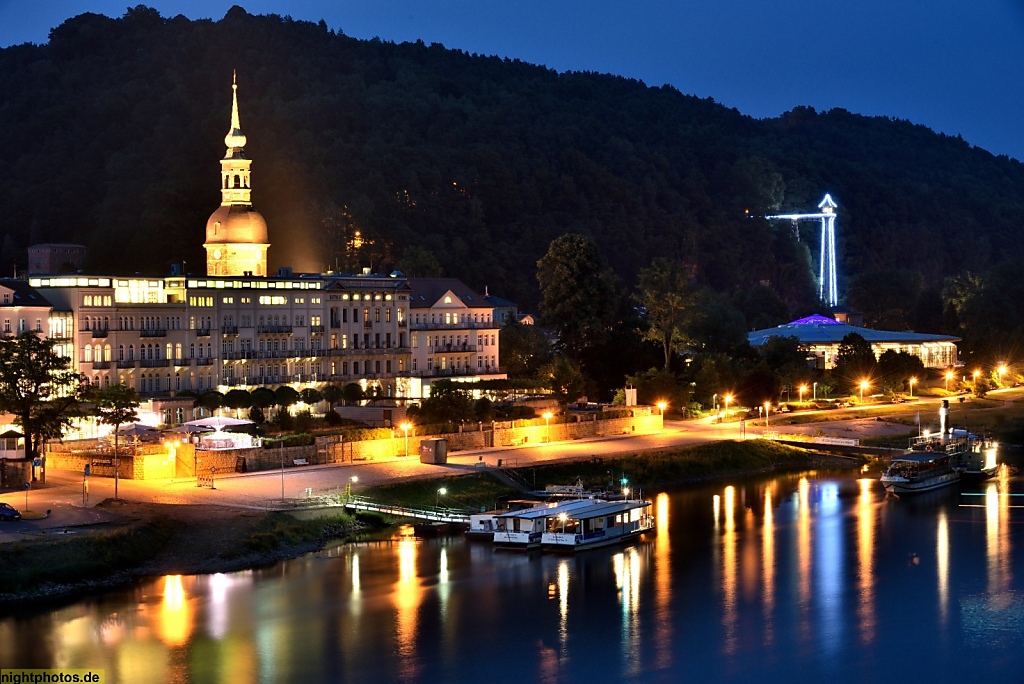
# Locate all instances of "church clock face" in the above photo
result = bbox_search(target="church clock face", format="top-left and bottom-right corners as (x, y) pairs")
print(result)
(213, 249), (222, 259)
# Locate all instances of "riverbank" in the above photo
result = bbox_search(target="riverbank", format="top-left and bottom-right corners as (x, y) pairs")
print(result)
(0, 439), (862, 610)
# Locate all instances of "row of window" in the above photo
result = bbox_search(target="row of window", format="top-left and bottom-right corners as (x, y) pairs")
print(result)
(3, 319), (42, 333)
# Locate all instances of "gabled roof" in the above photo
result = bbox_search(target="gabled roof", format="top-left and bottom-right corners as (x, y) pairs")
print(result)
(748, 314), (960, 346)
(0, 279), (52, 308)
(407, 278), (484, 309)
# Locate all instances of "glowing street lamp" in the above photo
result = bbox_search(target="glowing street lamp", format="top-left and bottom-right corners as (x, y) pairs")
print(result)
(558, 512), (568, 533)
(798, 384), (807, 403)
(859, 379), (869, 402)
(973, 369), (981, 385)
(656, 401), (667, 416)
(908, 377), (917, 398)
(543, 411), (553, 442)
(944, 370), (954, 392)
(724, 394), (732, 416)
(998, 364), (1008, 384)
(764, 401), (771, 427)
(436, 487), (447, 509)
(400, 421), (412, 457)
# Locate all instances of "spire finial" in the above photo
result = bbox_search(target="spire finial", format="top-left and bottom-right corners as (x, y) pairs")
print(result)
(224, 70), (247, 149)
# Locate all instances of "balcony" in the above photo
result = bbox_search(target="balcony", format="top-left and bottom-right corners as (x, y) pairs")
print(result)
(408, 366), (505, 379)
(257, 325), (293, 334)
(116, 360), (136, 369)
(91, 329), (109, 339)
(410, 320), (494, 331)
(222, 325), (239, 335)
(173, 358), (191, 367)
(224, 350), (257, 361)
(432, 344), (477, 353)
(139, 329), (167, 338)
(310, 325), (325, 334)
(196, 358), (215, 366)
(140, 358), (169, 368)
(90, 361), (111, 369)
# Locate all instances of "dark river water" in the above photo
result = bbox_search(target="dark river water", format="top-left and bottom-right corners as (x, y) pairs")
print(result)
(3, 468), (1024, 683)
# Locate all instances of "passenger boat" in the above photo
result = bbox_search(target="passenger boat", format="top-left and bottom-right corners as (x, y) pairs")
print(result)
(465, 500), (545, 540)
(949, 428), (999, 481)
(492, 499), (601, 550)
(880, 451), (960, 495)
(540, 498), (654, 552)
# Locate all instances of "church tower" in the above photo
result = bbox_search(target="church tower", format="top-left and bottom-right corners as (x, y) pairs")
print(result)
(204, 72), (269, 276)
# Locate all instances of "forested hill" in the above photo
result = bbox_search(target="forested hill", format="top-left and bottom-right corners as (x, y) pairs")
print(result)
(1, 5), (1022, 324)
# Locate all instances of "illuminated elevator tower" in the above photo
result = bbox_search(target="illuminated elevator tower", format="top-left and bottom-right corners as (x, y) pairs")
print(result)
(765, 193), (839, 307)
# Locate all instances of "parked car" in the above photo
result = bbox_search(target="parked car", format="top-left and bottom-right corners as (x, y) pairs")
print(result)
(0, 502), (22, 521)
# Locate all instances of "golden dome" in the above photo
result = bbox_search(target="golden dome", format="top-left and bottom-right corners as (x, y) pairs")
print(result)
(205, 205), (268, 245)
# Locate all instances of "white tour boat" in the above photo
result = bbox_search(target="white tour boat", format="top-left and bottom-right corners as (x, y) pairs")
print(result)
(540, 498), (654, 552)
(879, 451), (960, 495)
(492, 499), (601, 550)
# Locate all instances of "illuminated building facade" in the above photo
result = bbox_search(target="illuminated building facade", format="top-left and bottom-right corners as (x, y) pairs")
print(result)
(18, 75), (509, 413)
(747, 313), (960, 369)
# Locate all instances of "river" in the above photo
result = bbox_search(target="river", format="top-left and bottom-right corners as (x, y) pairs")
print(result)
(2, 468), (1023, 683)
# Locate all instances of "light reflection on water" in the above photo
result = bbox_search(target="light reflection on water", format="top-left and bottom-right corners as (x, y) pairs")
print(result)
(4, 469), (1024, 682)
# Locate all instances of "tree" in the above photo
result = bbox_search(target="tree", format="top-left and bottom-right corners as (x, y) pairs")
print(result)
(418, 380), (473, 424)
(300, 387), (323, 406)
(251, 387), (276, 410)
(224, 389), (254, 417)
(624, 367), (690, 411)
(876, 350), (925, 393)
(342, 383), (364, 406)
(500, 319), (553, 379)
(0, 332), (84, 460)
(544, 356), (586, 405)
(834, 333), (877, 392)
(321, 384), (344, 409)
(537, 233), (619, 362)
(197, 390), (224, 413)
(636, 257), (694, 371)
(93, 383), (140, 500)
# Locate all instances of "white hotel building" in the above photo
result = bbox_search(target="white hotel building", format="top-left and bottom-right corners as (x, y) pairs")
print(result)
(20, 76), (508, 415)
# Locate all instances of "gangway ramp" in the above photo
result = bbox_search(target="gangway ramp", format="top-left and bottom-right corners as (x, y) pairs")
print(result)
(344, 496), (470, 524)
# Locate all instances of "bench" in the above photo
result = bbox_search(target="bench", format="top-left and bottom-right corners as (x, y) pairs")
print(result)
(293, 458), (309, 466)
(508, 436), (527, 447)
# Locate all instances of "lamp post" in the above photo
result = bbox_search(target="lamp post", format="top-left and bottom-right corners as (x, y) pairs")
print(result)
(859, 380), (869, 402)
(543, 411), (553, 443)
(798, 384), (807, 403)
(656, 401), (667, 416)
(724, 394), (732, 417)
(944, 370), (953, 392)
(436, 486), (447, 509)
(400, 421), (411, 457)
(998, 364), (1007, 385)
(764, 401), (771, 427)
(973, 369), (980, 386)
(909, 376), (917, 398)
(813, 381), (818, 401)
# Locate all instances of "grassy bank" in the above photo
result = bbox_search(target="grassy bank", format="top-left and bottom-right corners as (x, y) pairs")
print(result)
(0, 503), (367, 605)
(366, 439), (860, 512)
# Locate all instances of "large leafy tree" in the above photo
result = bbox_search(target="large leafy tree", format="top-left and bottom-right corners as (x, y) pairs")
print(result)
(0, 332), (85, 460)
(93, 383), (140, 500)
(500, 319), (553, 379)
(635, 257), (694, 371)
(834, 333), (877, 392)
(537, 234), (619, 362)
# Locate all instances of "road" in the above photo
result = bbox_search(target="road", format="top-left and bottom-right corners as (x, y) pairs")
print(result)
(1, 386), (1019, 534)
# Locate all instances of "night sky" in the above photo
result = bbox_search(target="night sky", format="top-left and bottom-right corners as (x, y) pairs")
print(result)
(1, 1), (1022, 161)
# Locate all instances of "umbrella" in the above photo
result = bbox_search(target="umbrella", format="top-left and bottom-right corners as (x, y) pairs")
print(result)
(163, 424), (214, 434)
(0, 430), (23, 439)
(185, 416), (253, 431)
(115, 424), (160, 437)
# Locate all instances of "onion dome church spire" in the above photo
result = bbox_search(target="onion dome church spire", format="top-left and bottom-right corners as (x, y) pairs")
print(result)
(204, 71), (269, 276)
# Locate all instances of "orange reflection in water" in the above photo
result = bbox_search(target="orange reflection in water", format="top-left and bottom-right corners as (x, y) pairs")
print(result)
(985, 472), (1012, 596)
(856, 478), (876, 644)
(721, 485), (737, 654)
(394, 533), (423, 681)
(157, 575), (193, 647)
(653, 492), (672, 669)
(613, 547), (642, 676)
(797, 477), (811, 642)
(937, 509), (949, 625)
(762, 487), (775, 646)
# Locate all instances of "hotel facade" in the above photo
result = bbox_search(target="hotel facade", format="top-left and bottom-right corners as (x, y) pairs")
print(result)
(19, 76), (509, 418)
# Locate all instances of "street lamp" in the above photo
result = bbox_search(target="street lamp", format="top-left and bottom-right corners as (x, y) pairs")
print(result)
(656, 401), (667, 416)
(909, 376), (917, 397)
(973, 369), (980, 385)
(436, 487), (447, 509)
(798, 384), (807, 403)
(998, 364), (1008, 384)
(543, 411), (553, 443)
(558, 512), (568, 534)
(723, 394), (732, 416)
(400, 421), (412, 457)
(813, 381), (818, 401)
(944, 370), (954, 392)
(859, 379), (869, 402)
(764, 401), (771, 427)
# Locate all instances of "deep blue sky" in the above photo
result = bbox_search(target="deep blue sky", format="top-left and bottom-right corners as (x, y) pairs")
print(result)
(1, 1), (1022, 161)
